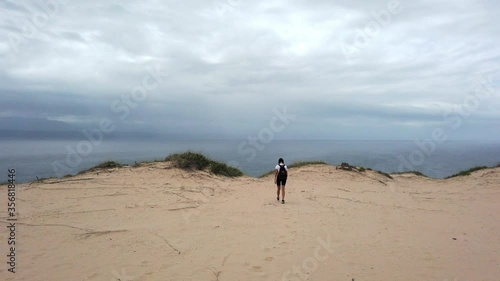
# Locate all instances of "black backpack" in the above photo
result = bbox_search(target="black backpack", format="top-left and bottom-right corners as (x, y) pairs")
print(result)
(278, 165), (287, 179)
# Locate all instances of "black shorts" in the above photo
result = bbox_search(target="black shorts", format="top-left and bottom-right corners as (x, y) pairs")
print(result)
(277, 177), (287, 186)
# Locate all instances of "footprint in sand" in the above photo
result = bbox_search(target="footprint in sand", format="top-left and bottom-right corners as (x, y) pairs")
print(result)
(252, 265), (264, 272)
(259, 244), (273, 252)
(244, 263), (267, 276)
(265, 257), (274, 262)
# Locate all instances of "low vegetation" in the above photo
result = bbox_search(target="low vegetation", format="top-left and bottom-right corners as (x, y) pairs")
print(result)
(166, 152), (211, 170)
(209, 161), (244, 177)
(393, 170), (428, 177)
(376, 170), (393, 179)
(23, 152), (500, 184)
(165, 152), (243, 177)
(446, 166), (489, 179)
(358, 167), (393, 180)
(287, 161), (328, 169)
(78, 161), (123, 175)
(132, 158), (165, 167)
(258, 160), (328, 178)
(258, 161), (396, 179)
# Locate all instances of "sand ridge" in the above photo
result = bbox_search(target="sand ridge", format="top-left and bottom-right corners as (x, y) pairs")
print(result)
(0, 163), (499, 281)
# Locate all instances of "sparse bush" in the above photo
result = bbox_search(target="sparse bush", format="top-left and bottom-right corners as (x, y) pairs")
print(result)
(259, 160), (327, 178)
(446, 166), (489, 179)
(287, 161), (328, 169)
(94, 161), (122, 169)
(78, 161), (122, 175)
(209, 162), (244, 177)
(165, 152), (211, 170)
(393, 170), (428, 177)
(166, 152), (243, 177)
(376, 170), (393, 179)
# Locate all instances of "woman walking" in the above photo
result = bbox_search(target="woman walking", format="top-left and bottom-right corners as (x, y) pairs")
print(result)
(274, 158), (288, 204)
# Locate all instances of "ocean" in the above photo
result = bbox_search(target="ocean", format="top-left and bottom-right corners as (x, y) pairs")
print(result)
(1, 139), (499, 184)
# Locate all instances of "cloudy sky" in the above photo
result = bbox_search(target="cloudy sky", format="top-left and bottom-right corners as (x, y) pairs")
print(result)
(1, 0), (499, 140)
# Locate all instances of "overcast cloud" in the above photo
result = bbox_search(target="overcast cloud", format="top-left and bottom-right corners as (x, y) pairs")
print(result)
(1, 0), (499, 140)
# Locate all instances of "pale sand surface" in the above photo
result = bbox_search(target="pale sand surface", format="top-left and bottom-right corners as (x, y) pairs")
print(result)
(1, 163), (499, 281)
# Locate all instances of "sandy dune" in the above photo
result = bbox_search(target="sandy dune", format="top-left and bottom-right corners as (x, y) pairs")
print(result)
(1, 163), (499, 281)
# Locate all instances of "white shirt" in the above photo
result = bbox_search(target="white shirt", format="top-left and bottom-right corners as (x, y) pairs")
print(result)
(275, 164), (288, 171)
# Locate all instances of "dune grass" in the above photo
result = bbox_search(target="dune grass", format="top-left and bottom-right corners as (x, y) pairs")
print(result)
(258, 161), (396, 179)
(22, 151), (500, 184)
(446, 166), (489, 179)
(132, 158), (166, 167)
(165, 152), (211, 170)
(393, 170), (429, 177)
(77, 161), (123, 175)
(375, 170), (393, 179)
(209, 161), (244, 177)
(287, 161), (328, 169)
(357, 167), (393, 179)
(258, 161), (328, 178)
(165, 151), (243, 177)
(74, 152), (243, 178)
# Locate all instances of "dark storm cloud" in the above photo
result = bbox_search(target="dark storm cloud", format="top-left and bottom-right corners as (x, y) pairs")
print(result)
(0, 0), (498, 140)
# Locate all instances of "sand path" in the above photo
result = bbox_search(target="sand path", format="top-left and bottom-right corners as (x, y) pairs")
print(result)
(1, 163), (499, 281)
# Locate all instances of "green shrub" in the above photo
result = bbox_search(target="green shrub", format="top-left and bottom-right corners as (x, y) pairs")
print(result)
(165, 152), (243, 177)
(376, 170), (393, 179)
(78, 161), (122, 174)
(93, 161), (122, 169)
(258, 160), (327, 178)
(446, 166), (489, 179)
(209, 161), (244, 177)
(165, 152), (211, 170)
(287, 161), (328, 169)
(393, 170), (428, 177)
